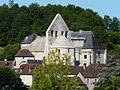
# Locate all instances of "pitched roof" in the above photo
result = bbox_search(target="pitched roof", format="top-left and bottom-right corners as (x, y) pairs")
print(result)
(18, 64), (38, 75)
(52, 36), (73, 48)
(15, 49), (34, 57)
(71, 31), (106, 49)
(80, 64), (106, 78)
(28, 36), (45, 52)
(21, 34), (38, 44)
(46, 13), (69, 33)
(69, 66), (84, 75)
(0, 61), (14, 69)
(77, 77), (86, 86)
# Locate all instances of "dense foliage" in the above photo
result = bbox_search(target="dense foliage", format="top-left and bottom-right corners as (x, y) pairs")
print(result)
(0, 3), (120, 60)
(32, 49), (85, 90)
(95, 56), (120, 89)
(0, 43), (20, 60)
(0, 66), (27, 90)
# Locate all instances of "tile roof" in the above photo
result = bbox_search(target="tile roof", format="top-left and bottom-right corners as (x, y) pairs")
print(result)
(80, 64), (106, 78)
(15, 49), (34, 57)
(115, 60), (120, 64)
(0, 61), (14, 69)
(69, 66), (84, 75)
(18, 64), (38, 75)
(77, 77), (86, 86)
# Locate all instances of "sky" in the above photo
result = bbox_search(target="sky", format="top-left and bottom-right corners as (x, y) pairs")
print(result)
(0, 0), (120, 19)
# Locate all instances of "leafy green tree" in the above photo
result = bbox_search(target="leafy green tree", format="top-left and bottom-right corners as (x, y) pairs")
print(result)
(0, 43), (20, 60)
(0, 66), (27, 90)
(32, 49), (80, 90)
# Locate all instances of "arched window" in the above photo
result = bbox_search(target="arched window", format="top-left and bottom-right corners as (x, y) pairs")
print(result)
(55, 31), (57, 37)
(98, 51), (101, 58)
(65, 31), (68, 38)
(51, 30), (53, 37)
(61, 31), (64, 35)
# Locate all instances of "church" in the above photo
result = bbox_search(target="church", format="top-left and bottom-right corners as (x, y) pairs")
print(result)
(15, 14), (107, 67)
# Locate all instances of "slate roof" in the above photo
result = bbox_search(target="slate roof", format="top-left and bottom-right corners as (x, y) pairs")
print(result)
(21, 34), (38, 44)
(0, 61), (14, 69)
(46, 13), (69, 33)
(52, 36), (73, 48)
(28, 36), (45, 52)
(71, 31), (106, 49)
(18, 64), (38, 75)
(15, 49), (34, 57)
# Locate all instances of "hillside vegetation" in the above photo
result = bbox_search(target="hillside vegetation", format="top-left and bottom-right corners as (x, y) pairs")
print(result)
(0, 3), (120, 60)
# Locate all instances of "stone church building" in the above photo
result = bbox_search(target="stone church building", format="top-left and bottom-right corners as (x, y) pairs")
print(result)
(17, 14), (107, 67)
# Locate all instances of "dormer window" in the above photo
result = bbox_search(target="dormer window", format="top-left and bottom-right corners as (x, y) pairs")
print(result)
(55, 31), (57, 37)
(61, 31), (64, 35)
(51, 30), (53, 37)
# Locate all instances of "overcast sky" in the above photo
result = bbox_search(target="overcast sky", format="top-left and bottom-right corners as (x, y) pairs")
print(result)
(0, 0), (120, 18)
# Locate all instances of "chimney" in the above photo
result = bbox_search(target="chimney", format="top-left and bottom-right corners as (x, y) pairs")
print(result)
(4, 59), (9, 66)
(83, 63), (87, 69)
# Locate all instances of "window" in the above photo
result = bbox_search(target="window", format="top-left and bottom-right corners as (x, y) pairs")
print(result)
(98, 51), (100, 57)
(87, 79), (89, 84)
(95, 79), (97, 82)
(84, 55), (87, 59)
(55, 31), (57, 37)
(51, 30), (53, 37)
(68, 49), (69, 53)
(58, 49), (60, 52)
(65, 31), (68, 38)
(61, 31), (64, 35)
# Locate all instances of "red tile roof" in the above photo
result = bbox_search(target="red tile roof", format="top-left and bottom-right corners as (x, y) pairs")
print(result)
(0, 61), (14, 69)
(15, 49), (34, 57)
(18, 64), (38, 75)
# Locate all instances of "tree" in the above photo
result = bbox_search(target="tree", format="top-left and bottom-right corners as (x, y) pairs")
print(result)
(96, 55), (120, 88)
(0, 66), (27, 89)
(32, 49), (80, 90)
(0, 43), (20, 60)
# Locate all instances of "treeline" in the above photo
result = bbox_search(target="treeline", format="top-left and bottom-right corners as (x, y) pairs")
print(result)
(0, 3), (120, 60)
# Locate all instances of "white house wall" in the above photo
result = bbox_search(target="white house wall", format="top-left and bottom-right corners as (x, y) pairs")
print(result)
(15, 57), (34, 67)
(20, 75), (33, 87)
(32, 51), (45, 60)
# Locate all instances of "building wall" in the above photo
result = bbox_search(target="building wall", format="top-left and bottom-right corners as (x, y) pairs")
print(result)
(85, 78), (98, 90)
(94, 49), (106, 64)
(80, 49), (93, 66)
(50, 48), (75, 65)
(15, 57), (34, 67)
(20, 75), (33, 87)
(32, 51), (45, 60)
